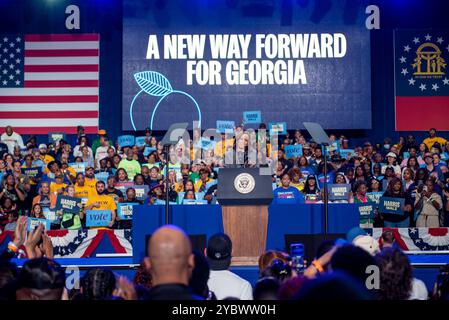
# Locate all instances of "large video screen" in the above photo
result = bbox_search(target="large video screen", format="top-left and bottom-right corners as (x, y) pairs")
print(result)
(122, 0), (371, 131)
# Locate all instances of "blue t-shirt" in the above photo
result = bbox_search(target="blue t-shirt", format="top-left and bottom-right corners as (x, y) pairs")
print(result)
(273, 186), (305, 204)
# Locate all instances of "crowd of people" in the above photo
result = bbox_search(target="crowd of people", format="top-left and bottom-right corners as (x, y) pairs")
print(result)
(1, 125), (449, 230)
(1, 222), (449, 300)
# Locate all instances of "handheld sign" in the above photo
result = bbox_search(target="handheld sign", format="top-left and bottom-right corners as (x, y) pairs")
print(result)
(69, 162), (87, 174)
(339, 149), (355, 159)
(86, 210), (112, 227)
(357, 203), (376, 219)
(134, 185), (149, 201)
(269, 122), (287, 135)
(318, 173), (333, 190)
(284, 145), (303, 159)
(21, 167), (42, 180)
(143, 146), (156, 157)
(95, 172), (110, 184)
(118, 135), (135, 147)
(243, 111), (262, 124)
(55, 196), (81, 214)
(42, 208), (58, 222)
(403, 152), (410, 159)
(135, 136), (147, 147)
(323, 141), (340, 156)
(28, 218), (51, 231)
(48, 132), (66, 143)
(182, 199), (208, 205)
(199, 138), (216, 150)
(366, 192), (383, 204)
(378, 197), (405, 215)
(328, 184), (351, 201)
(216, 120), (235, 133)
(117, 203), (139, 220)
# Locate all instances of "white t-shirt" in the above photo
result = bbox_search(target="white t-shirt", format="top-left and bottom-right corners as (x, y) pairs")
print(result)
(1, 132), (25, 153)
(95, 145), (115, 167)
(408, 278), (428, 300)
(207, 270), (253, 300)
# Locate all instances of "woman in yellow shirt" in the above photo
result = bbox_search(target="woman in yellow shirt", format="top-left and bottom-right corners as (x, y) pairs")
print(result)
(50, 172), (68, 195)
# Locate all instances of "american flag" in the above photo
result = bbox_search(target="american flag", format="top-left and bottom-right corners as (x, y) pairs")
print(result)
(0, 34), (100, 134)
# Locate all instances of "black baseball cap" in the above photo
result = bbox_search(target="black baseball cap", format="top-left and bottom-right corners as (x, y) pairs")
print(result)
(206, 233), (232, 270)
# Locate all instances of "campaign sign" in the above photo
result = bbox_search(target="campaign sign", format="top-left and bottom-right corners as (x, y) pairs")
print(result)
(115, 182), (135, 194)
(69, 162), (87, 174)
(117, 203), (139, 220)
(328, 184), (351, 201)
(182, 199), (208, 205)
(216, 120), (235, 133)
(134, 185), (149, 201)
(48, 132), (66, 143)
(55, 196), (81, 214)
(269, 122), (287, 135)
(243, 111), (262, 124)
(284, 145), (303, 159)
(366, 192), (383, 204)
(339, 149), (355, 159)
(403, 152), (410, 159)
(135, 136), (147, 147)
(143, 146), (156, 156)
(318, 173), (333, 190)
(118, 135), (135, 147)
(21, 167), (42, 179)
(95, 172), (110, 184)
(86, 210), (112, 227)
(378, 197), (405, 215)
(357, 203), (375, 219)
(323, 141), (340, 155)
(42, 208), (58, 222)
(28, 218), (51, 231)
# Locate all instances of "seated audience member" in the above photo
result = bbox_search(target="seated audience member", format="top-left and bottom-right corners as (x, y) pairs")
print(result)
(80, 268), (116, 300)
(85, 181), (117, 229)
(206, 233), (253, 300)
(189, 250), (216, 300)
(414, 178), (443, 227)
(288, 167), (305, 191)
(118, 148), (141, 180)
(253, 277), (280, 300)
(375, 248), (428, 300)
(143, 225), (201, 300)
(115, 168), (130, 184)
(15, 257), (65, 300)
(423, 128), (447, 151)
(369, 178), (381, 193)
(194, 168), (215, 193)
(32, 182), (56, 209)
(380, 178), (413, 228)
(84, 166), (98, 190)
(302, 175), (320, 197)
(273, 174), (305, 204)
(74, 173), (96, 200)
(104, 175), (124, 204)
(49, 171), (67, 196)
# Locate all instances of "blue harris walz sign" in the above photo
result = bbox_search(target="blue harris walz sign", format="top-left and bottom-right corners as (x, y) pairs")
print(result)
(378, 197), (405, 215)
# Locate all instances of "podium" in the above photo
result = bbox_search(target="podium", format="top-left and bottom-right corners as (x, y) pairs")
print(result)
(217, 168), (273, 265)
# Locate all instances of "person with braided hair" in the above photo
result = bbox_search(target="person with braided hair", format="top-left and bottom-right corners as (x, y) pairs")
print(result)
(80, 268), (116, 300)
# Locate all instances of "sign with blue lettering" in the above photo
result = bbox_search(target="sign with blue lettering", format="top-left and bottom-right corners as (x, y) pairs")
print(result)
(48, 132), (66, 143)
(216, 120), (235, 133)
(117, 203), (139, 220)
(143, 146), (156, 156)
(328, 184), (351, 201)
(318, 173), (334, 189)
(339, 149), (355, 159)
(28, 218), (51, 231)
(118, 135), (135, 147)
(134, 185), (149, 201)
(182, 199), (208, 205)
(366, 192), (383, 204)
(21, 167), (42, 179)
(86, 210), (112, 227)
(269, 122), (287, 135)
(243, 111), (262, 124)
(95, 172), (110, 184)
(69, 162), (87, 174)
(135, 136), (147, 147)
(42, 208), (58, 222)
(323, 141), (340, 155)
(357, 203), (375, 219)
(55, 196), (81, 214)
(196, 138), (216, 150)
(378, 197), (405, 215)
(284, 145), (303, 159)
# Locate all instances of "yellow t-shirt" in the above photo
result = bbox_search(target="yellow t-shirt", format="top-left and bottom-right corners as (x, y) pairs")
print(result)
(50, 182), (67, 195)
(423, 137), (447, 150)
(85, 177), (98, 191)
(194, 178), (215, 193)
(86, 194), (117, 211)
(74, 184), (97, 199)
(214, 139), (234, 157)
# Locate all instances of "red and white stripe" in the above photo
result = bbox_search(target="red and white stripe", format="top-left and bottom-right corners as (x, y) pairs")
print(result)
(0, 34), (99, 134)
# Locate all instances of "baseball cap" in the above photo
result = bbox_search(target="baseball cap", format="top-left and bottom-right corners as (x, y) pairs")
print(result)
(98, 129), (107, 135)
(352, 235), (380, 256)
(206, 233), (232, 270)
(38, 143), (47, 149)
(386, 152), (397, 158)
